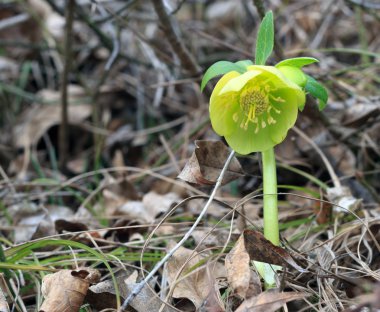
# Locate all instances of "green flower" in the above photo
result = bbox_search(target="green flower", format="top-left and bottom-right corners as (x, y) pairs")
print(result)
(209, 65), (305, 155)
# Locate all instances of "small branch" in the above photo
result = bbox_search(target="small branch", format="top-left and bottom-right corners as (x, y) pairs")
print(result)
(252, 0), (284, 61)
(59, 0), (75, 170)
(119, 150), (236, 311)
(152, 0), (201, 76)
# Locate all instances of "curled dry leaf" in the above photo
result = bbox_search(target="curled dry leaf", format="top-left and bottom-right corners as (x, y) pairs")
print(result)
(235, 289), (307, 312)
(166, 243), (225, 310)
(243, 230), (306, 273)
(40, 268), (100, 312)
(178, 140), (244, 185)
(225, 235), (252, 299)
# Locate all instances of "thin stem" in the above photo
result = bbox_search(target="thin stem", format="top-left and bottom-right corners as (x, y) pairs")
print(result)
(59, 0), (75, 170)
(262, 147), (279, 246)
(119, 150), (236, 311)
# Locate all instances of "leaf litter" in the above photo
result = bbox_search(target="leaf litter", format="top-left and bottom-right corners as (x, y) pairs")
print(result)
(0, 0), (380, 311)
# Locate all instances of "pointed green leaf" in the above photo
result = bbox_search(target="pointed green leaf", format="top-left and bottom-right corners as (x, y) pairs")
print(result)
(275, 57), (319, 68)
(201, 61), (247, 91)
(255, 11), (274, 65)
(305, 75), (328, 111)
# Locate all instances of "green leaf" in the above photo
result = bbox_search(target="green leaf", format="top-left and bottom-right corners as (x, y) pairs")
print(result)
(201, 61), (247, 91)
(305, 75), (328, 111)
(275, 57), (319, 68)
(234, 59), (254, 70)
(255, 11), (274, 65)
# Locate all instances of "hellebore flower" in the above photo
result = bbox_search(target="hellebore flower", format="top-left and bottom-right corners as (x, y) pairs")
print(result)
(209, 65), (305, 155)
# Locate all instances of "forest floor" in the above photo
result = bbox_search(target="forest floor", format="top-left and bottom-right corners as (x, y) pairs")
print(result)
(0, 0), (380, 311)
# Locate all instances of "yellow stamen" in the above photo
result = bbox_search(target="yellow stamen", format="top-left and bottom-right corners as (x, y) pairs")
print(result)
(234, 84), (282, 133)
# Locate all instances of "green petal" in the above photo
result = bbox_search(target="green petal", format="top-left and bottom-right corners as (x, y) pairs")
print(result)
(209, 71), (240, 136)
(225, 119), (276, 154)
(224, 88), (299, 154)
(269, 89), (299, 143)
(248, 65), (306, 108)
(248, 65), (302, 90)
(276, 66), (307, 87)
(218, 69), (262, 95)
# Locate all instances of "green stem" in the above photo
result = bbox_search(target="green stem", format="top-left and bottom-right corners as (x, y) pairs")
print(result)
(262, 147), (279, 246)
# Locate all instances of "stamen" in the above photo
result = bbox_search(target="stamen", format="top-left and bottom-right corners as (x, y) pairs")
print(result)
(238, 84), (278, 132)
(233, 113), (239, 122)
(267, 116), (275, 125)
(270, 95), (285, 103)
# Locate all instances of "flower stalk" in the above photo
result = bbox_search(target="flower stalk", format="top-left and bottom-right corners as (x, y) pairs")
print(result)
(262, 147), (279, 246)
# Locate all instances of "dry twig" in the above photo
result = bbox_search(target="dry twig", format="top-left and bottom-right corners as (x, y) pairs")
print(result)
(152, 0), (201, 77)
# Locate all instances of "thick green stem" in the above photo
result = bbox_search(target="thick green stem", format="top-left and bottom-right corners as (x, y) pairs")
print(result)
(262, 147), (279, 246)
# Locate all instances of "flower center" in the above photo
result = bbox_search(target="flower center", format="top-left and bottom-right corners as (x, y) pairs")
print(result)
(240, 87), (269, 120)
(234, 85), (282, 133)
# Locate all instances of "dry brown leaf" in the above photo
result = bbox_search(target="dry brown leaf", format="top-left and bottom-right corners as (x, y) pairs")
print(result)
(116, 201), (151, 223)
(14, 86), (91, 149)
(40, 268), (100, 312)
(235, 289), (306, 312)
(243, 230), (306, 272)
(342, 102), (379, 128)
(178, 140), (244, 185)
(87, 270), (176, 312)
(326, 186), (362, 213)
(0, 204), (74, 243)
(142, 191), (180, 217)
(0, 278), (9, 312)
(166, 243), (224, 309)
(225, 235), (251, 299)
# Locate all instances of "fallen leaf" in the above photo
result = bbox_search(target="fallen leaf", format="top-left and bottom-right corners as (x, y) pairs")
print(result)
(0, 204), (74, 243)
(235, 289), (306, 312)
(326, 186), (362, 213)
(40, 268), (100, 312)
(87, 271), (177, 312)
(142, 191), (180, 218)
(0, 277), (10, 312)
(116, 201), (152, 223)
(243, 230), (306, 273)
(14, 86), (91, 149)
(192, 229), (239, 248)
(225, 235), (252, 299)
(178, 140), (244, 185)
(166, 243), (225, 310)
(342, 102), (379, 128)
